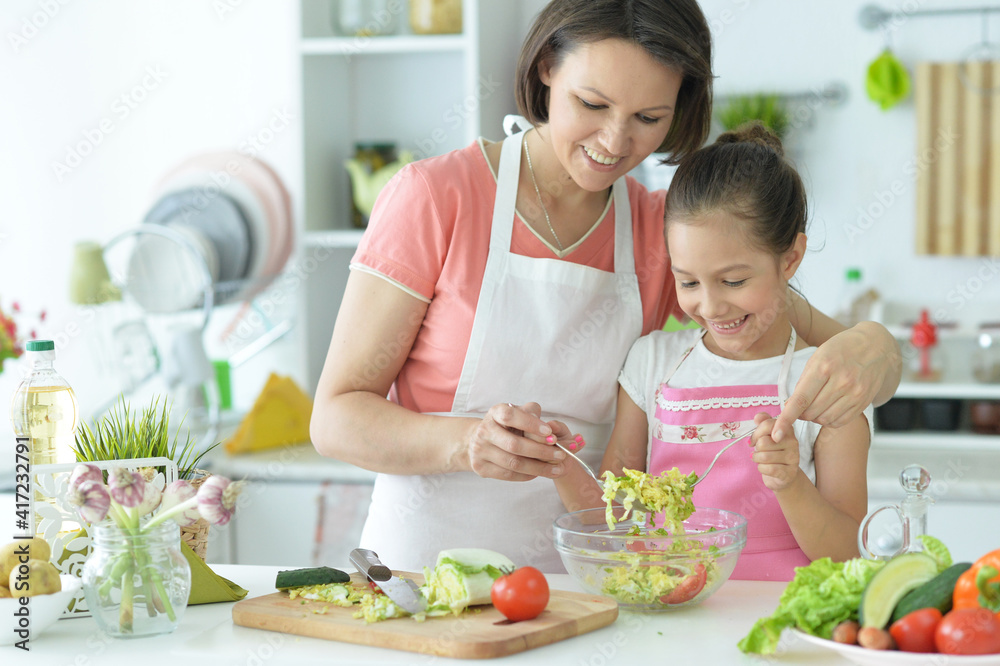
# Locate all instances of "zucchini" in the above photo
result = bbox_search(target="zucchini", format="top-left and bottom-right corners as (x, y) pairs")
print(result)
(889, 561), (972, 623)
(275, 566), (350, 589)
(859, 552), (938, 629)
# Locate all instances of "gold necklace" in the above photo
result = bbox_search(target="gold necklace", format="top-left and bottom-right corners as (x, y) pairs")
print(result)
(523, 134), (564, 252)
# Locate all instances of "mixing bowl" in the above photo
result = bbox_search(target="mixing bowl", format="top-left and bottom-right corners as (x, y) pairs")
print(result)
(554, 506), (747, 611)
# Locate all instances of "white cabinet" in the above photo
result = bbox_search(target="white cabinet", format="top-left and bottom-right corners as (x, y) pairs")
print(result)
(297, 0), (521, 392)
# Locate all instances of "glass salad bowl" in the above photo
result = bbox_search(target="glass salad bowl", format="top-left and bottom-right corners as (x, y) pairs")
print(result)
(553, 506), (747, 612)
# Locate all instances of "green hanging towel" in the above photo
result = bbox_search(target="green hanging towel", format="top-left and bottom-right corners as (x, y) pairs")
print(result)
(866, 49), (911, 110)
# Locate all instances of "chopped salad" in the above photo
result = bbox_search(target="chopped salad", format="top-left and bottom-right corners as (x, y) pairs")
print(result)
(592, 467), (720, 607)
(600, 467), (698, 532)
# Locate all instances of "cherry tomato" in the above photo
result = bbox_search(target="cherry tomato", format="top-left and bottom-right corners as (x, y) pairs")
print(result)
(368, 580), (383, 594)
(889, 607), (942, 653)
(491, 567), (549, 622)
(661, 563), (707, 605)
(935, 607), (1000, 655)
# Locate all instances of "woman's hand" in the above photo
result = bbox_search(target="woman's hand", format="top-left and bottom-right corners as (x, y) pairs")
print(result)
(464, 402), (568, 482)
(774, 322), (900, 442)
(751, 412), (800, 493)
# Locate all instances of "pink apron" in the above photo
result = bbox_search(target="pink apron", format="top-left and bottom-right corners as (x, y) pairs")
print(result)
(649, 329), (809, 581)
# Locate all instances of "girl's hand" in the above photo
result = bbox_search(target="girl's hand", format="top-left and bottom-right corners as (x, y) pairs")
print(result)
(751, 412), (800, 492)
(773, 323), (900, 442)
(464, 402), (567, 482)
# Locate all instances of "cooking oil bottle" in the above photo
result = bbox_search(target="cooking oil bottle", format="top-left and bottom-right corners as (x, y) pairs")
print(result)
(11, 339), (79, 534)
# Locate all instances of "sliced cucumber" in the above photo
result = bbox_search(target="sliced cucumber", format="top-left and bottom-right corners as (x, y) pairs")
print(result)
(890, 562), (972, 623)
(859, 552), (938, 629)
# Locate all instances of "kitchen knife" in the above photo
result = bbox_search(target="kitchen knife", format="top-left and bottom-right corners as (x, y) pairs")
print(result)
(350, 548), (428, 614)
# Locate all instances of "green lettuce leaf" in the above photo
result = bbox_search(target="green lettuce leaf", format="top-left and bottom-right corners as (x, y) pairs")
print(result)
(918, 535), (952, 572)
(738, 557), (885, 655)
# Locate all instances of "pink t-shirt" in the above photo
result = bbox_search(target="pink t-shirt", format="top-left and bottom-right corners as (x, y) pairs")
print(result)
(351, 139), (680, 414)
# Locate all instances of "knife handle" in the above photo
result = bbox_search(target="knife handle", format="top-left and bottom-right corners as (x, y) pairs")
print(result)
(350, 548), (392, 582)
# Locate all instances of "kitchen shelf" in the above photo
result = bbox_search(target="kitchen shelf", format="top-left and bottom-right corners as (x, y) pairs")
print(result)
(301, 35), (469, 55)
(873, 431), (1000, 451)
(303, 229), (365, 248)
(894, 381), (1000, 400)
(296, 0), (521, 395)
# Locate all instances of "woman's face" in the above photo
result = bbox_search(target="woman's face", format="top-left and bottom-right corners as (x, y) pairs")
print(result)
(539, 39), (682, 193)
(668, 212), (805, 361)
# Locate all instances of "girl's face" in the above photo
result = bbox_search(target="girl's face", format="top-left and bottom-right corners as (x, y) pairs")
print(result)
(539, 39), (682, 193)
(668, 212), (806, 361)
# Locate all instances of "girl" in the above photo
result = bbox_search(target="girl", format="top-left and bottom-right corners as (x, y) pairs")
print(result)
(555, 122), (871, 581)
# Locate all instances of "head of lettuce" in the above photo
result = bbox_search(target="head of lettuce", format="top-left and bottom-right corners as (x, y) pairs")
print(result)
(738, 557), (885, 655)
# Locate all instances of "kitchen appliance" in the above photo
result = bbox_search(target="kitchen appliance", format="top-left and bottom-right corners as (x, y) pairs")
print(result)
(74, 151), (294, 449)
(231, 571), (617, 659)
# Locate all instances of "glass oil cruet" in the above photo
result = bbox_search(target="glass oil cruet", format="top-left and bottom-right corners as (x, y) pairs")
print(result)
(858, 464), (934, 560)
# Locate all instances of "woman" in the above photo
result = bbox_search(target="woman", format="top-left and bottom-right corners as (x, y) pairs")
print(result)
(310, 0), (900, 573)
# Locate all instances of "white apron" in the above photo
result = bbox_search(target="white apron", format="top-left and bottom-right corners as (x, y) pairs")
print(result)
(359, 123), (643, 573)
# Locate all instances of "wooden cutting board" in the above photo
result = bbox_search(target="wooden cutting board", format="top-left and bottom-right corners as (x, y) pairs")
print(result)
(231, 572), (618, 659)
(916, 60), (1000, 256)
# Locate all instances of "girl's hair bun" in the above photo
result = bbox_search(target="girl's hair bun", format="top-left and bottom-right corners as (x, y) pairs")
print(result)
(714, 120), (784, 157)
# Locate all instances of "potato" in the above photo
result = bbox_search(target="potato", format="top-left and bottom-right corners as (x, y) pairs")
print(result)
(0, 538), (52, 584)
(0, 585), (11, 598)
(8, 559), (61, 597)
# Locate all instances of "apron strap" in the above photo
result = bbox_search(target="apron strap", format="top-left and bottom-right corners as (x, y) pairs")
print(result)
(488, 132), (523, 252)
(663, 327), (798, 404)
(611, 178), (635, 275)
(503, 114), (532, 137)
(777, 327), (797, 404)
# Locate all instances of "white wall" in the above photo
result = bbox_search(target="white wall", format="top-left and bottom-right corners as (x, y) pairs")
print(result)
(0, 1), (301, 431)
(521, 0), (1000, 329)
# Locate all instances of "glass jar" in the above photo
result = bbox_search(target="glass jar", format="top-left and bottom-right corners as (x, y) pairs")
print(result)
(336, 0), (399, 37)
(409, 0), (463, 34)
(347, 142), (397, 228)
(82, 522), (191, 638)
(973, 324), (1000, 383)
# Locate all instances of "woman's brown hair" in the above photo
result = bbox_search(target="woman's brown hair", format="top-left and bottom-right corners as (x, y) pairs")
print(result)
(515, 0), (714, 165)
(665, 121), (808, 256)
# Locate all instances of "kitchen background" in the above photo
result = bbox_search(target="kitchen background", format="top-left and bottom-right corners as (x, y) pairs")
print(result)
(1, 0), (998, 565)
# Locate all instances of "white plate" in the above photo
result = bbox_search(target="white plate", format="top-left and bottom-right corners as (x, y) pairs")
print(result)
(793, 629), (1000, 665)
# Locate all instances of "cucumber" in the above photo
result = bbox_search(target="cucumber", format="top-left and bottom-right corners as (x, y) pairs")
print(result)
(275, 566), (350, 589)
(859, 552), (938, 629)
(889, 561), (972, 623)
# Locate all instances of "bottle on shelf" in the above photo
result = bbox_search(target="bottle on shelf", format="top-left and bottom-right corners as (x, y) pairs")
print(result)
(11, 339), (80, 533)
(909, 309), (942, 382)
(336, 0), (398, 37)
(836, 267), (882, 327)
(409, 0), (463, 34)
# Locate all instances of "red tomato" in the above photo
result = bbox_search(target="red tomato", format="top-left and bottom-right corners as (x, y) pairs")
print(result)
(491, 567), (549, 622)
(935, 608), (1000, 655)
(368, 580), (383, 594)
(661, 563), (707, 605)
(889, 608), (942, 653)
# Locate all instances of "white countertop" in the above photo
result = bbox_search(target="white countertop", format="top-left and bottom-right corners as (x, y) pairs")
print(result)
(205, 444), (378, 484)
(2, 565), (845, 665)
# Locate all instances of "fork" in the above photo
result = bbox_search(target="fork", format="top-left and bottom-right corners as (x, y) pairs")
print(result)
(689, 426), (758, 487)
(552, 441), (656, 513)
(554, 424), (758, 495)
